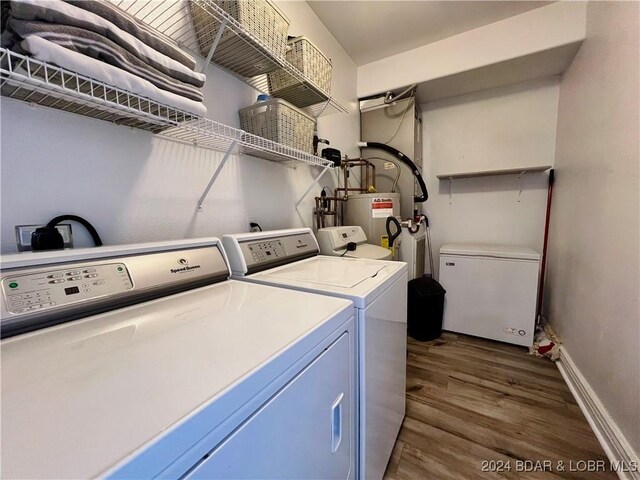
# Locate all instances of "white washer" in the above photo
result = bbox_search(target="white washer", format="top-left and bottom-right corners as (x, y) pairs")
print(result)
(439, 243), (541, 346)
(1, 239), (356, 479)
(222, 228), (408, 480)
(317, 226), (392, 260)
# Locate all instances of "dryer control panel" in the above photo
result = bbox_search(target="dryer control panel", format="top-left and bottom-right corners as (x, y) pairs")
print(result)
(2, 263), (132, 315)
(0, 243), (229, 338)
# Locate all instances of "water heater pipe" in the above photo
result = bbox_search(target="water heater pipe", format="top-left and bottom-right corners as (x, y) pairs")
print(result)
(357, 142), (428, 203)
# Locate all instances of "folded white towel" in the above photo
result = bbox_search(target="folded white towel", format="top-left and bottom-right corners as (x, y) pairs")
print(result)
(21, 35), (207, 117)
(11, 0), (206, 87)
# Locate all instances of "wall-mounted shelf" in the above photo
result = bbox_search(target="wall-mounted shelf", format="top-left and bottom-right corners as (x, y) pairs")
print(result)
(2, 0), (344, 212)
(158, 118), (334, 211)
(437, 165), (552, 204)
(0, 47), (334, 212)
(159, 118), (332, 167)
(436, 165), (551, 180)
(115, 0), (348, 118)
(0, 48), (198, 134)
(0, 49), (329, 166)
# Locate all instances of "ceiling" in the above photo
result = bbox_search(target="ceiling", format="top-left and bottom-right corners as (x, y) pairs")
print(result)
(307, 1), (553, 65)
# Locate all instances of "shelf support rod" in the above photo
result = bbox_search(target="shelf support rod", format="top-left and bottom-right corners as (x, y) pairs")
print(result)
(295, 164), (332, 210)
(448, 177), (453, 205)
(314, 98), (331, 119)
(197, 139), (238, 211)
(200, 18), (228, 73)
(517, 171), (528, 203)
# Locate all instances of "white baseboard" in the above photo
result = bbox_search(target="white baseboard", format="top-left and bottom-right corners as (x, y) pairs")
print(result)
(557, 346), (640, 480)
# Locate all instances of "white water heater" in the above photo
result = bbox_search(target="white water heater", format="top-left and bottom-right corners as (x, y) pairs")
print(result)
(398, 228), (426, 280)
(360, 96), (422, 219)
(343, 193), (400, 247)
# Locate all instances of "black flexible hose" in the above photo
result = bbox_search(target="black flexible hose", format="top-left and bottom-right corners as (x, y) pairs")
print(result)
(359, 142), (428, 202)
(46, 215), (103, 246)
(385, 216), (402, 248)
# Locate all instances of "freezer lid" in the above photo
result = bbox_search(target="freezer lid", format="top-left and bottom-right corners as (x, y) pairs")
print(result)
(261, 256), (388, 288)
(440, 243), (540, 261)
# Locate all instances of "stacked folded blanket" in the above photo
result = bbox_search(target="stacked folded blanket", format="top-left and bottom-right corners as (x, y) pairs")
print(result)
(2, 0), (207, 117)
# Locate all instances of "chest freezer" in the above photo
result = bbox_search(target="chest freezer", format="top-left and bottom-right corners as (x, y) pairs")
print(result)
(439, 243), (540, 347)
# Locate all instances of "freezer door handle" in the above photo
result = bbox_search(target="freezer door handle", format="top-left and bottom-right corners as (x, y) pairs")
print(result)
(330, 393), (344, 453)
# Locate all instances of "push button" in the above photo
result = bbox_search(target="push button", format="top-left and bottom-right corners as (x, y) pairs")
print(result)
(47, 273), (64, 279)
(12, 301), (25, 307)
(49, 279), (65, 284)
(8, 282), (19, 289)
(84, 274), (98, 278)
(66, 271), (81, 276)
(83, 268), (96, 273)
(10, 295), (22, 300)
(68, 276), (83, 281)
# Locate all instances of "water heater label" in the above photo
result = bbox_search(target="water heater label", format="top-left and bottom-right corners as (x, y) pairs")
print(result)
(371, 198), (394, 218)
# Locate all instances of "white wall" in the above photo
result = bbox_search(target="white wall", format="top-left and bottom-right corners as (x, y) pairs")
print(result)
(0, 2), (359, 253)
(358, 1), (586, 98)
(545, 1), (640, 455)
(421, 78), (559, 274)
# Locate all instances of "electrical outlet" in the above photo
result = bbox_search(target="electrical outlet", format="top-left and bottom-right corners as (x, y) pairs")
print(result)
(15, 224), (73, 251)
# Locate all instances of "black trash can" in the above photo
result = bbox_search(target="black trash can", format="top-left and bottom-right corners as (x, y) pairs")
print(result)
(407, 277), (446, 341)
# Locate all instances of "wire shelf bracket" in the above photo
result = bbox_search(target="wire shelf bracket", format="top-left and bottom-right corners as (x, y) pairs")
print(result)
(197, 139), (238, 211)
(294, 164), (332, 210)
(200, 16), (228, 74)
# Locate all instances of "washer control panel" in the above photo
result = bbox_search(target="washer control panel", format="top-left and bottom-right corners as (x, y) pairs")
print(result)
(247, 241), (286, 263)
(2, 263), (133, 314)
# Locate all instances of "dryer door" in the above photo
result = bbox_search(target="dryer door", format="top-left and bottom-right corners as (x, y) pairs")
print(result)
(184, 332), (354, 480)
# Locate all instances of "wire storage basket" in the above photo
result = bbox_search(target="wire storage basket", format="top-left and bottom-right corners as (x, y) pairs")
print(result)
(190, 0), (290, 77)
(267, 36), (332, 107)
(239, 98), (316, 155)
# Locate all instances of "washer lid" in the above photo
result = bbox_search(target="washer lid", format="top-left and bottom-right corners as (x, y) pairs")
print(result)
(264, 256), (388, 288)
(440, 243), (540, 261)
(245, 256), (407, 308)
(344, 243), (392, 260)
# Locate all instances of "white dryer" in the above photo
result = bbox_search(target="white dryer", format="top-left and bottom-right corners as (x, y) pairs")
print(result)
(1, 239), (356, 479)
(222, 228), (408, 480)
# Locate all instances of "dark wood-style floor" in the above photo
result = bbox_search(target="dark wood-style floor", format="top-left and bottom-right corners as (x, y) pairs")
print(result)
(384, 332), (616, 480)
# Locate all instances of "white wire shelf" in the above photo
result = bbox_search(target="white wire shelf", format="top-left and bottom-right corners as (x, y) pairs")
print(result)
(114, 0), (348, 117)
(157, 118), (334, 211)
(159, 118), (334, 167)
(0, 48), (198, 133)
(1, 47), (333, 168)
